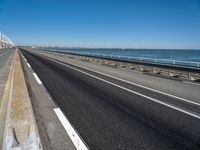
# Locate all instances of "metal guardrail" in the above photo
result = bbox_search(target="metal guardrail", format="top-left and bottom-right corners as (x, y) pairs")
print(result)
(48, 50), (200, 68)
(23, 47), (200, 81)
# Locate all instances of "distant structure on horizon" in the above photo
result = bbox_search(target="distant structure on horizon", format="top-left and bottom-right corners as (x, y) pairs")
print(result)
(0, 31), (15, 49)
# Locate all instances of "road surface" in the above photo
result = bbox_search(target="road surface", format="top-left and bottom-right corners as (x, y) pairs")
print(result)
(0, 48), (15, 148)
(0, 49), (14, 70)
(0, 48), (15, 100)
(21, 49), (200, 150)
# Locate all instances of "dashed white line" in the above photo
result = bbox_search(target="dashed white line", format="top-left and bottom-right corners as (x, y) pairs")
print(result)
(50, 58), (200, 119)
(27, 63), (31, 68)
(54, 108), (88, 150)
(33, 73), (42, 84)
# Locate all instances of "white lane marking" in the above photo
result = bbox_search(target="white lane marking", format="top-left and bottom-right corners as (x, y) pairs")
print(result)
(33, 73), (42, 84)
(27, 63), (31, 68)
(183, 81), (200, 86)
(56, 58), (200, 106)
(50, 58), (200, 119)
(54, 108), (88, 150)
(20, 52), (26, 61)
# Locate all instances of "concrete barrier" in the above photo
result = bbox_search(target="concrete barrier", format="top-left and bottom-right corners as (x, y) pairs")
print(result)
(2, 48), (42, 150)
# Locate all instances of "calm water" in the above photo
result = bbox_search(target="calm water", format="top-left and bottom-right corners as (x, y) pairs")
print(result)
(48, 48), (200, 62)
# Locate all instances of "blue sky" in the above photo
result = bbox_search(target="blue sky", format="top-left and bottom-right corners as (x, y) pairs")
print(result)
(0, 0), (200, 49)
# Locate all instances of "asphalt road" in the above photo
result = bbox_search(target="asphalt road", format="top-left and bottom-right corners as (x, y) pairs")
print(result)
(0, 49), (14, 71)
(0, 48), (15, 148)
(0, 48), (15, 100)
(21, 49), (200, 150)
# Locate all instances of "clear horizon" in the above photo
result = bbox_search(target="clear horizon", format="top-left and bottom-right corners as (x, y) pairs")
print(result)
(1, 0), (200, 49)
(23, 46), (200, 51)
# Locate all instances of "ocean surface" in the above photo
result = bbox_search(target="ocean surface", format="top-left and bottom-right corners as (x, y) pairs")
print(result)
(47, 48), (200, 63)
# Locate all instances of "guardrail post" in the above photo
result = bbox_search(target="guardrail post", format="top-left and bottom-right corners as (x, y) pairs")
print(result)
(168, 68), (171, 75)
(139, 65), (142, 71)
(187, 72), (190, 78)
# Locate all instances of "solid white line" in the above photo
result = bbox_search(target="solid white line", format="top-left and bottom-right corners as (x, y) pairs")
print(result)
(54, 108), (88, 150)
(27, 63), (31, 68)
(33, 73), (42, 84)
(57, 58), (200, 106)
(50, 58), (200, 119)
(183, 81), (200, 86)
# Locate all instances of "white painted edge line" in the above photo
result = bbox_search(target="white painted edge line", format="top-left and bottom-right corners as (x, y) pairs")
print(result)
(21, 53), (27, 62)
(50, 58), (200, 119)
(27, 63), (31, 68)
(33, 73), (42, 84)
(183, 81), (200, 86)
(54, 108), (88, 150)
(58, 58), (200, 106)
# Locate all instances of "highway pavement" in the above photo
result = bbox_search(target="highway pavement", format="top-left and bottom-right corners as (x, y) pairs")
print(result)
(0, 48), (15, 100)
(0, 48), (15, 148)
(0, 49), (14, 71)
(21, 49), (200, 150)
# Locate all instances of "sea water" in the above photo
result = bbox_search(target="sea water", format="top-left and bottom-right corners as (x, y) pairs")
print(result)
(48, 48), (200, 62)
